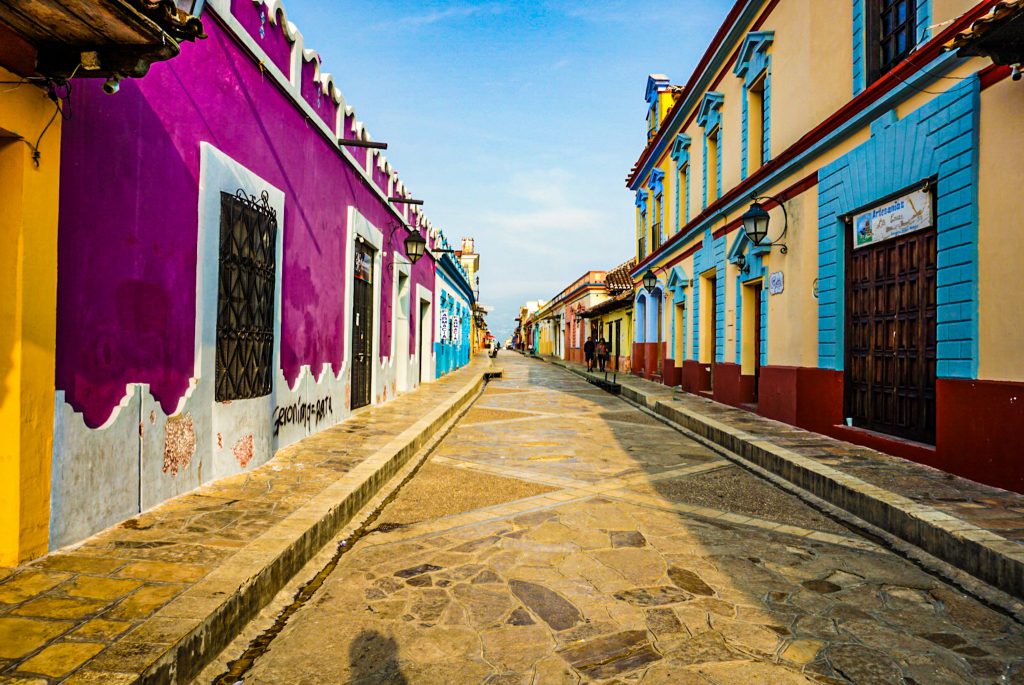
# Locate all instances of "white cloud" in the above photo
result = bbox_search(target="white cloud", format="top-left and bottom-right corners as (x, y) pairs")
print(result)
(388, 2), (508, 28)
(481, 168), (610, 238)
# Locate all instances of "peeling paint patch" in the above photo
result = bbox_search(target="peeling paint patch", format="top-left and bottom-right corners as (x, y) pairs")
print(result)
(233, 434), (255, 468)
(163, 413), (196, 476)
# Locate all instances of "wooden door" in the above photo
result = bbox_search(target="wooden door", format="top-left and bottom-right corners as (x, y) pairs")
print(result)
(351, 242), (374, 410)
(752, 285), (762, 401)
(708, 277), (717, 391)
(613, 320), (621, 371)
(845, 228), (936, 443)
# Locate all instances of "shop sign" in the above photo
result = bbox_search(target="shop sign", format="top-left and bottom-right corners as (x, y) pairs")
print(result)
(768, 271), (784, 295)
(439, 310), (449, 342)
(852, 188), (933, 250)
(452, 316), (461, 344)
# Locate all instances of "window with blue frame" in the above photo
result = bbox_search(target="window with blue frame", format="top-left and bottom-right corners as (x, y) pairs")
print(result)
(671, 134), (692, 232)
(635, 189), (649, 259)
(696, 92), (724, 208)
(870, 0), (915, 81)
(854, 0), (931, 93)
(650, 169), (665, 251)
(734, 31), (774, 180)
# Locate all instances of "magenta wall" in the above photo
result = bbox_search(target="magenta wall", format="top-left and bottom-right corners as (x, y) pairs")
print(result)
(56, 11), (435, 427)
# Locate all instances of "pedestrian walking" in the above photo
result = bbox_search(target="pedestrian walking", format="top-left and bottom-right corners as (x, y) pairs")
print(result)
(596, 338), (608, 372)
(584, 336), (596, 371)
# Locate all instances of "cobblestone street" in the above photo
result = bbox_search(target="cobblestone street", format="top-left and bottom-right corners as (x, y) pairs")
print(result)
(215, 355), (1024, 684)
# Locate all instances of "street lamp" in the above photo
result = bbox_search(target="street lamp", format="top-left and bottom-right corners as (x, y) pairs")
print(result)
(740, 195), (788, 254)
(404, 230), (427, 264)
(642, 269), (658, 293)
(740, 201), (770, 245)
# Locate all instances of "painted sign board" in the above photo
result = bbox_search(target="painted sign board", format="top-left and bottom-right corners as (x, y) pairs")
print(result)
(354, 245), (373, 282)
(853, 188), (933, 250)
(768, 271), (784, 295)
(439, 311), (449, 342)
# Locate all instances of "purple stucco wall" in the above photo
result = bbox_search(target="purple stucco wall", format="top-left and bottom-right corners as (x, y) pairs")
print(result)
(56, 11), (435, 427)
(232, 0), (292, 76)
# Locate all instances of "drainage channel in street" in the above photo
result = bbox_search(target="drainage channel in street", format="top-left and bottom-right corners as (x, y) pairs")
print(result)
(209, 374), (495, 685)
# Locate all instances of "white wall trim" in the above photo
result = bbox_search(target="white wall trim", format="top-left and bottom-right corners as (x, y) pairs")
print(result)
(344, 206), (384, 404)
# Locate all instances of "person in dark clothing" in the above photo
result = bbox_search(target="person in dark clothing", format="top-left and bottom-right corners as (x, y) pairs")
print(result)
(584, 336), (596, 372)
(596, 338), (609, 372)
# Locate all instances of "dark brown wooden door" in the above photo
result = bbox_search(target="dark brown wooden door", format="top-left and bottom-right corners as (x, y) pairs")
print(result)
(351, 242), (374, 410)
(845, 229), (936, 443)
(708, 277), (717, 392)
(752, 284), (762, 401)
(613, 320), (621, 372)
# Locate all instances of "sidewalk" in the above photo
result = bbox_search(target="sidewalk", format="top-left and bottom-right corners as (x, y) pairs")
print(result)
(0, 358), (494, 684)
(546, 357), (1024, 605)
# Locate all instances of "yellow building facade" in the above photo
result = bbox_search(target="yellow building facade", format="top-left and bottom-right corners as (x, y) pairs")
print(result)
(628, 0), (1024, 491)
(0, 67), (62, 565)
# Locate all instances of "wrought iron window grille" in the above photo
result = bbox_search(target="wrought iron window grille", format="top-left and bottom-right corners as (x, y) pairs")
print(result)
(215, 189), (278, 402)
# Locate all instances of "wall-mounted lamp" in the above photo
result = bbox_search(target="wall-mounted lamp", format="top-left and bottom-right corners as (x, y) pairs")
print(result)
(404, 229), (427, 264)
(734, 253), (747, 273)
(642, 269), (658, 293)
(740, 195), (788, 254)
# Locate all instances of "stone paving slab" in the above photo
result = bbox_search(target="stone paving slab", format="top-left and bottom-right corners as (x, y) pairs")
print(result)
(0, 359), (494, 684)
(548, 357), (1024, 604)
(232, 356), (1024, 684)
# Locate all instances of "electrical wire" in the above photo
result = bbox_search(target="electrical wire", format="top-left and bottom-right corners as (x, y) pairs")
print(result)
(25, 64), (78, 167)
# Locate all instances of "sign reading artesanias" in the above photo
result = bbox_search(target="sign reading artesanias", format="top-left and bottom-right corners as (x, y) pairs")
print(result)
(852, 187), (933, 250)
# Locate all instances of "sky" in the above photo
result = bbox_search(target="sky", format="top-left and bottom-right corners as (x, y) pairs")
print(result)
(281, 0), (734, 341)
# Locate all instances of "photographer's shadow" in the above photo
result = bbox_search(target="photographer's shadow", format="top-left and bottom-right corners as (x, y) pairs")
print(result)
(349, 630), (407, 684)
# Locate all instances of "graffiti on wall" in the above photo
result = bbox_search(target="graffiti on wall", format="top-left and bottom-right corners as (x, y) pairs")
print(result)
(273, 396), (335, 436)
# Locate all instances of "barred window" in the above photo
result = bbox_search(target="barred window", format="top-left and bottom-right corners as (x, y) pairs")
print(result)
(215, 190), (277, 401)
(869, 0), (917, 83)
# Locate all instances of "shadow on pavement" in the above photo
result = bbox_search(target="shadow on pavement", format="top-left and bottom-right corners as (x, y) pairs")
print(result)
(350, 629), (407, 684)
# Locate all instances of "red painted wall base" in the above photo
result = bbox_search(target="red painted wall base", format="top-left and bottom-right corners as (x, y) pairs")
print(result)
(711, 363), (757, 407)
(643, 362), (1023, 493)
(632, 343), (645, 376)
(935, 378), (1024, 492)
(662, 359), (682, 387)
(643, 343), (663, 379)
(681, 360), (712, 393)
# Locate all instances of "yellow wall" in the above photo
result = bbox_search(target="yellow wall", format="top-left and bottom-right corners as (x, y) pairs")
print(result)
(978, 77), (1024, 381)
(768, 0), (853, 160)
(631, 0), (1024, 399)
(599, 307), (633, 370)
(0, 67), (60, 566)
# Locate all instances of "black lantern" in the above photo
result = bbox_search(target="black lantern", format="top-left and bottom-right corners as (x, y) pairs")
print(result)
(404, 230), (427, 264)
(741, 201), (771, 245)
(642, 269), (658, 293)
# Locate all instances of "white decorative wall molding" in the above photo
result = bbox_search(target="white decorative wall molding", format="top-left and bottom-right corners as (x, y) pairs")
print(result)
(198, 143), (286, 480)
(50, 387), (142, 550)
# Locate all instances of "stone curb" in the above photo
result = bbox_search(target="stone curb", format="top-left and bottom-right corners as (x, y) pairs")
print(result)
(547, 359), (1024, 602)
(75, 365), (491, 685)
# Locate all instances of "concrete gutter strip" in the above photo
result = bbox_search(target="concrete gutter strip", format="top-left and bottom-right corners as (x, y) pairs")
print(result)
(549, 358), (1024, 602)
(119, 368), (488, 684)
